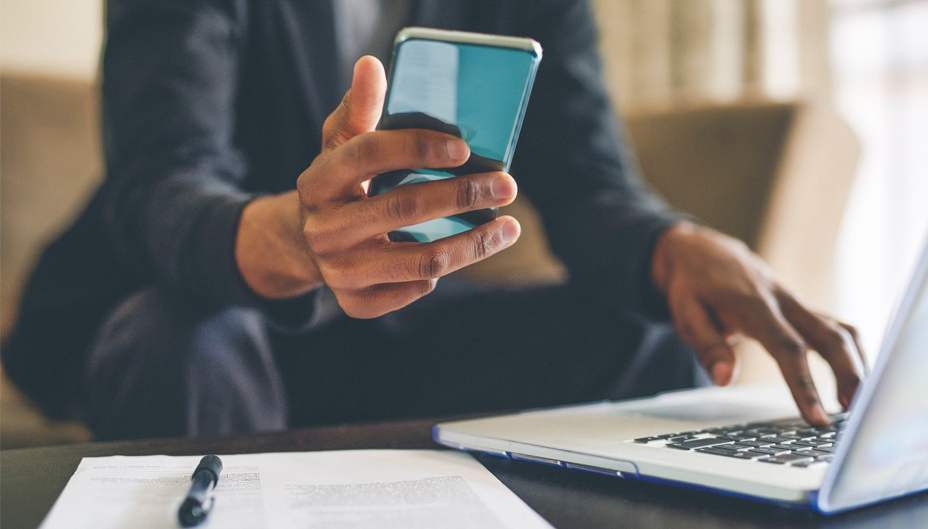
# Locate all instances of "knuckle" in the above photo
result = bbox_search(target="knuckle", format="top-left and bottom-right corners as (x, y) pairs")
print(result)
(796, 374), (815, 390)
(843, 371), (862, 387)
(340, 290), (384, 319)
(735, 290), (769, 312)
(303, 221), (337, 256)
(472, 229), (493, 260)
(674, 318), (699, 344)
(385, 193), (422, 222)
(335, 295), (363, 318)
(341, 304), (363, 318)
(346, 306), (378, 319)
(456, 178), (481, 210)
(843, 324), (860, 339)
(411, 279), (436, 300)
(318, 256), (358, 290)
(320, 268), (348, 290)
(823, 328), (848, 354)
(302, 224), (323, 252)
(779, 336), (807, 358)
(407, 133), (435, 161)
(418, 249), (450, 278)
(346, 137), (374, 173)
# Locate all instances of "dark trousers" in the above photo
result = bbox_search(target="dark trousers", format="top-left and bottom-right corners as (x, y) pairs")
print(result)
(85, 282), (703, 441)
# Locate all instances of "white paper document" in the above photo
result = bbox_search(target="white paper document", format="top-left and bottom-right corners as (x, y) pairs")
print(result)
(40, 449), (553, 529)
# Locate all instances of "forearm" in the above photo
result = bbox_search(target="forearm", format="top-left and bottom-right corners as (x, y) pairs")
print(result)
(103, 0), (257, 305)
(235, 191), (324, 299)
(546, 192), (685, 321)
(501, 0), (686, 320)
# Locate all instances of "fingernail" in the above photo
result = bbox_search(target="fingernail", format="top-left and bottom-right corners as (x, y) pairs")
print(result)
(501, 219), (520, 244)
(446, 140), (468, 161)
(491, 176), (515, 200)
(813, 406), (829, 424)
(711, 362), (733, 386)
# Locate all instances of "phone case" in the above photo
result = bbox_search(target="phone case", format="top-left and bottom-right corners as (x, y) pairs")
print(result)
(369, 27), (542, 243)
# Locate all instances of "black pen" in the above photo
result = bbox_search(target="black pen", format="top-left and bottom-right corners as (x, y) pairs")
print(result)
(178, 455), (223, 527)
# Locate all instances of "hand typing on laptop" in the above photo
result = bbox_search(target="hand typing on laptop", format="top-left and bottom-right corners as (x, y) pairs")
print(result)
(651, 221), (867, 425)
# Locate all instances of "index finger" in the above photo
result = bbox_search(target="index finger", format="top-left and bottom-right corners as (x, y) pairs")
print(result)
(736, 294), (830, 425)
(317, 129), (470, 196)
(777, 291), (863, 410)
(335, 216), (521, 287)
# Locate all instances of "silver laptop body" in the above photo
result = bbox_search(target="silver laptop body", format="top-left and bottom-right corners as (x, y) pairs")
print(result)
(435, 240), (928, 514)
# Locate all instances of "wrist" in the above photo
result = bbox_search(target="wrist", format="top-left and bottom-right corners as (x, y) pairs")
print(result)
(650, 221), (698, 295)
(235, 191), (324, 299)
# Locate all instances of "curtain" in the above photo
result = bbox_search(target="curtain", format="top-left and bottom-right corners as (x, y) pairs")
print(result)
(591, 0), (928, 361)
(831, 0), (928, 357)
(592, 0), (832, 113)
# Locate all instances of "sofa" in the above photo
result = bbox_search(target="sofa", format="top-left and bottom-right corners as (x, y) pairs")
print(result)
(0, 73), (857, 447)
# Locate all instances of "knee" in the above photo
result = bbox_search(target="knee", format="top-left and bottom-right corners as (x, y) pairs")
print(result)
(85, 288), (280, 439)
(86, 289), (186, 388)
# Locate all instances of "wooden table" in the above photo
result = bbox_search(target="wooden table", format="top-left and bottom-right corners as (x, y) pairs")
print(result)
(2, 417), (926, 528)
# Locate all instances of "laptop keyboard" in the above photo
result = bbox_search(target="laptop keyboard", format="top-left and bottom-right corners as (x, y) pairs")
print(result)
(631, 414), (847, 468)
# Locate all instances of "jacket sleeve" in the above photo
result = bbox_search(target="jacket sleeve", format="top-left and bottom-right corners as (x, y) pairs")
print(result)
(510, 0), (687, 322)
(101, 0), (316, 325)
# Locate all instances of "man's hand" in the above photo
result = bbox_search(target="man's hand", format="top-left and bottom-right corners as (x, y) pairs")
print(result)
(236, 56), (520, 318)
(651, 222), (867, 425)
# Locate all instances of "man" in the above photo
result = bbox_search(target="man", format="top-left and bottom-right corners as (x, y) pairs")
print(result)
(3, 0), (865, 440)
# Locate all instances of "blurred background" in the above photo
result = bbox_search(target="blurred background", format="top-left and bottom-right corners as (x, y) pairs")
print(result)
(1, 0), (927, 447)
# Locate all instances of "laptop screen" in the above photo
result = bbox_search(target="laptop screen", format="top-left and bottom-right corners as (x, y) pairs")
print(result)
(820, 240), (928, 513)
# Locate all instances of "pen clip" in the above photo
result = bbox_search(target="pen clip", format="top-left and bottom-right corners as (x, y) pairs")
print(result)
(201, 488), (216, 514)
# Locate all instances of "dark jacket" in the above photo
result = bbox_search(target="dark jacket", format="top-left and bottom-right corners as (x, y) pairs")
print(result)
(3, 0), (681, 418)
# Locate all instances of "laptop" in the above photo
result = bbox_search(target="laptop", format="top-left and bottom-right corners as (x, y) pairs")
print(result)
(434, 240), (928, 514)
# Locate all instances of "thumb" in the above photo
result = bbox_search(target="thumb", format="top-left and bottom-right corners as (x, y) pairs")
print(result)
(323, 56), (387, 149)
(671, 295), (738, 386)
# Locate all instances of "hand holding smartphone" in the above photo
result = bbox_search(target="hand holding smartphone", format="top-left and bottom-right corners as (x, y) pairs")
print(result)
(369, 28), (542, 242)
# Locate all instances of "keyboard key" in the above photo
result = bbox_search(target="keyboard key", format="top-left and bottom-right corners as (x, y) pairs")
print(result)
(716, 434), (757, 442)
(634, 437), (663, 443)
(717, 429), (745, 435)
(791, 439), (833, 448)
(744, 428), (781, 436)
(775, 434), (812, 440)
(740, 440), (776, 448)
(792, 460), (829, 468)
(770, 425), (800, 433)
(665, 434), (701, 442)
(700, 428), (730, 435)
(697, 448), (762, 459)
(770, 444), (799, 451)
(759, 454), (815, 465)
(667, 438), (735, 450)
(744, 421), (779, 428)
(749, 447), (792, 456)
(758, 436), (798, 444)
(712, 443), (756, 452)
(794, 449), (832, 458)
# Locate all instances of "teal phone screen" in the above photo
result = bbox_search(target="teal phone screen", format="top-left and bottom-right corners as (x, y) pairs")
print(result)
(370, 37), (540, 242)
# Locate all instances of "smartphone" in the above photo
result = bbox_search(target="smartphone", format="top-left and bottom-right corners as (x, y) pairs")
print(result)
(369, 27), (543, 242)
